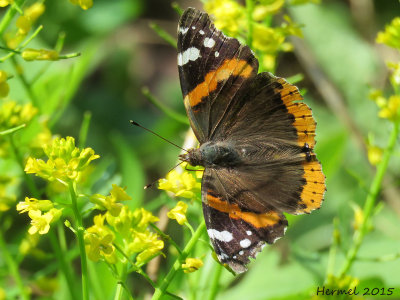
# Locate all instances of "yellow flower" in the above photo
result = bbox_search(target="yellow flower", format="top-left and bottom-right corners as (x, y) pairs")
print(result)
(28, 208), (62, 235)
(0, 0), (13, 7)
(182, 258), (203, 273)
(85, 232), (117, 264)
(16, 197), (53, 214)
(25, 136), (100, 183)
(378, 95), (400, 121)
(167, 201), (188, 225)
(158, 168), (201, 199)
(85, 214), (117, 263)
(132, 207), (159, 231)
(69, 0), (93, 10)
(128, 230), (164, 265)
(252, 0), (284, 21)
(253, 24), (285, 53)
(91, 184), (131, 216)
(16, 2), (45, 34)
(204, 0), (246, 36)
(367, 145), (383, 166)
(376, 17), (400, 50)
(22, 49), (59, 61)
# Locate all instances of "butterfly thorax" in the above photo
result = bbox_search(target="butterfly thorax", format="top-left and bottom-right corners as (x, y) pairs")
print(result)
(180, 141), (241, 168)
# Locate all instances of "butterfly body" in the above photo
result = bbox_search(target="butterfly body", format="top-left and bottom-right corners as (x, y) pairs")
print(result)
(177, 8), (326, 274)
(181, 141), (241, 168)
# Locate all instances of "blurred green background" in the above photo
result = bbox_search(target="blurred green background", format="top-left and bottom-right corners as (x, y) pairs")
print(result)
(2, 0), (400, 299)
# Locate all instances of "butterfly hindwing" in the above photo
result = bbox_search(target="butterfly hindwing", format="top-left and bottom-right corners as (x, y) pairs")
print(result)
(202, 168), (288, 274)
(177, 8), (258, 143)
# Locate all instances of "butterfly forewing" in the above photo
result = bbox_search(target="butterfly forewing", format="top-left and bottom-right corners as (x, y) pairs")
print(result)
(177, 8), (258, 143)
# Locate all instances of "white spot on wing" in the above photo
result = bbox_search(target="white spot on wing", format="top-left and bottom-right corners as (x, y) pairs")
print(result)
(208, 229), (233, 242)
(246, 231), (252, 236)
(192, 26), (196, 30)
(199, 30), (205, 35)
(177, 47), (201, 66)
(239, 250), (244, 255)
(214, 51), (219, 57)
(233, 255), (237, 259)
(179, 27), (189, 34)
(218, 252), (229, 260)
(204, 37), (216, 48)
(240, 239), (251, 248)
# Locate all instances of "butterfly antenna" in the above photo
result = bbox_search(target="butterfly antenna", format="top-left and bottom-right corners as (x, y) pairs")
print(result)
(130, 120), (188, 152)
(144, 160), (185, 189)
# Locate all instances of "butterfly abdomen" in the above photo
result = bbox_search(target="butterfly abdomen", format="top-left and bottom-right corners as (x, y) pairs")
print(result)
(187, 141), (241, 168)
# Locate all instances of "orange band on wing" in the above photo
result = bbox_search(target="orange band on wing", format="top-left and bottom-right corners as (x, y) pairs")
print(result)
(184, 59), (253, 108)
(273, 78), (317, 148)
(296, 160), (326, 214)
(206, 192), (281, 228)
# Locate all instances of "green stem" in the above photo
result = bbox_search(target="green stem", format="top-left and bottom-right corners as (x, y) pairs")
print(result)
(69, 182), (89, 300)
(8, 134), (40, 198)
(339, 120), (400, 278)
(48, 230), (77, 300)
(141, 87), (189, 125)
(0, 124), (26, 136)
(0, 0), (25, 36)
(149, 22), (177, 49)
(152, 221), (206, 300)
(113, 242), (156, 289)
(150, 223), (182, 255)
(325, 218), (339, 284)
(0, 227), (30, 300)
(114, 262), (129, 300)
(245, 0), (254, 48)
(207, 263), (223, 300)
(78, 111), (92, 148)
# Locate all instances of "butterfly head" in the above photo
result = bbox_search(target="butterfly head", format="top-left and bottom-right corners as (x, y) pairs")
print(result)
(179, 148), (202, 167)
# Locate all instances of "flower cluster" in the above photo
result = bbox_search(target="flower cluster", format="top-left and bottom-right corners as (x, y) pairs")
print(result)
(0, 101), (38, 131)
(69, 0), (93, 10)
(158, 163), (202, 200)
(370, 90), (400, 122)
(376, 17), (400, 50)
(0, 100), (38, 156)
(204, 0), (304, 71)
(369, 18), (400, 125)
(85, 186), (163, 266)
(25, 136), (99, 183)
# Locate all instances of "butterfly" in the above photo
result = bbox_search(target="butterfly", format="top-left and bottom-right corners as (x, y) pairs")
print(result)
(177, 7), (326, 274)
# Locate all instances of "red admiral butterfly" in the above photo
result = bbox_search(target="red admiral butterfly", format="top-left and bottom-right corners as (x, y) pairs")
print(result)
(177, 7), (326, 274)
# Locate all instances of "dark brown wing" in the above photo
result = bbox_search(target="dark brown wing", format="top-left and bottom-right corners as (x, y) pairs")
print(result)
(177, 8), (258, 143)
(202, 168), (288, 274)
(212, 72), (326, 214)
